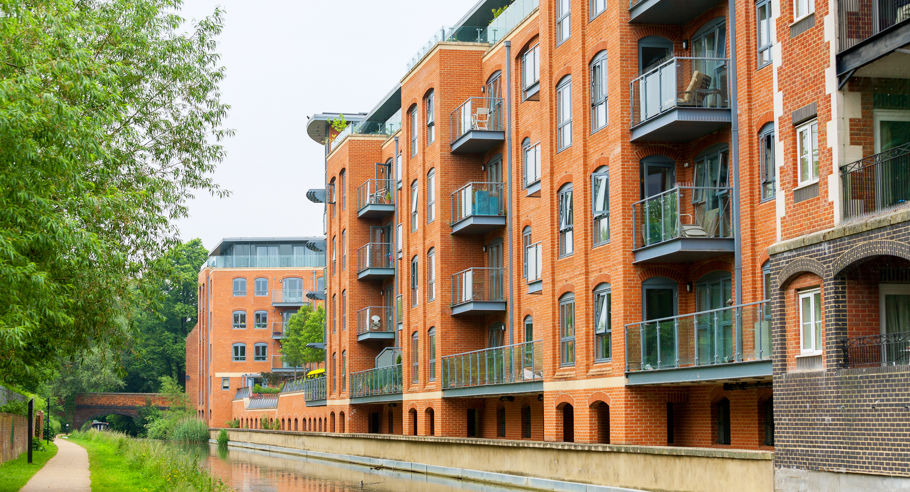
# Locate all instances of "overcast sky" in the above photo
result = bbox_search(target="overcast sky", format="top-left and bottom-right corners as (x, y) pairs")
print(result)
(175, 0), (479, 251)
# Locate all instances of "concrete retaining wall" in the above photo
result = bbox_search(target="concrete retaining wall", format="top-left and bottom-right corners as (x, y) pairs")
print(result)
(0, 412), (28, 464)
(213, 429), (774, 492)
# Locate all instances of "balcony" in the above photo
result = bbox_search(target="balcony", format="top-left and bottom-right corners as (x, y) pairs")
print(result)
(450, 97), (505, 154)
(526, 242), (543, 294)
(630, 57), (731, 142)
(357, 179), (395, 219)
(843, 331), (910, 368)
(271, 355), (305, 373)
(441, 341), (543, 397)
(632, 186), (734, 263)
(246, 394), (279, 410)
(304, 238), (326, 252)
(328, 118), (401, 155)
(350, 365), (403, 403)
(306, 275), (325, 301)
(629, 0), (723, 24)
(306, 188), (326, 204)
(624, 301), (771, 385)
(450, 182), (506, 234)
(451, 267), (506, 316)
(271, 322), (285, 340)
(303, 376), (326, 406)
(356, 306), (395, 342)
(233, 387), (251, 401)
(272, 289), (306, 307)
(841, 143), (910, 221)
(837, 0), (910, 79)
(357, 242), (394, 280)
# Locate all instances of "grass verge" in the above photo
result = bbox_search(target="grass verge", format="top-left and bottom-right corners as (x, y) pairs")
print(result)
(69, 431), (229, 492)
(0, 441), (58, 492)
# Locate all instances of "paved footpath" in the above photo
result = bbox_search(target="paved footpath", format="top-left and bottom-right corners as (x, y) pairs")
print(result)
(20, 437), (91, 492)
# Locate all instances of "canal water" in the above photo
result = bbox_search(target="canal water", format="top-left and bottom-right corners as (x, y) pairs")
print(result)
(184, 443), (527, 492)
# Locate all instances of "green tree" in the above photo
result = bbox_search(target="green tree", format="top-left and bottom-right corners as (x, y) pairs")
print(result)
(281, 305), (325, 377)
(0, 0), (230, 387)
(45, 344), (126, 424)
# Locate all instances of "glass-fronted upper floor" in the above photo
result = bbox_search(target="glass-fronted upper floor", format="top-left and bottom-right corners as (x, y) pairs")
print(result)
(206, 238), (326, 269)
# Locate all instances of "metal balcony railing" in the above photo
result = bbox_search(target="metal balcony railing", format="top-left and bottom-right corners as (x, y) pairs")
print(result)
(233, 387), (250, 400)
(350, 365), (403, 398)
(357, 242), (393, 272)
(450, 97), (504, 143)
(451, 267), (505, 306)
(632, 186), (733, 250)
(631, 57), (730, 127)
(357, 178), (395, 211)
(247, 394), (279, 410)
(329, 117), (402, 154)
(442, 340), (543, 389)
(303, 376), (326, 401)
(843, 331), (910, 367)
(838, 0), (910, 52)
(281, 379), (305, 394)
(841, 143), (910, 220)
(450, 182), (506, 224)
(624, 301), (771, 372)
(356, 306), (394, 336)
(526, 242), (543, 283)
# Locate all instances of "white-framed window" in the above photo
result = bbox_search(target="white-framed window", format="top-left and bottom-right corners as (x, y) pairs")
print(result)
(556, 0), (570, 44)
(425, 91), (435, 145)
(331, 235), (336, 275)
(254, 278), (268, 296)
(232, 311), (246, 329)
(331, 294), (336, 333)
(409, 106), (418, 156)
(411, 180), (419, 232)
(396, 223), (403, 257)
(254, 311), (268, 329)
(341, 350), (346, 391)
(232, 343), (246, 362)
(760, 123), (776, 200)
(799, 288), (822, 355)
(558, 184), (574, 257)
(427, 168), (436, 223)
(341, 229), (346, 270)
(411, 256), (419, 307)
(590, 51), (608, 132)
(395, 153), (402, 187)
(796, 120), (819, 186)
(232, 278), (246, 296)
(523, 138), (542, 187)
(560, 293), (575, 366)
(254, 343), (268, 362)
(411, 331), (419, 384)
(557, 76), (572, 150)
(521, 44), (540, 98)
(329, 178), (336, 217)
(428, 327), (436, 382)
(592, 167), (610, 246)
(522, 227), (532, 278)
(427, 248), (436, 302)
(794, 0), (813, 21)
(221, 377), (230, 390)
(757, 0), (772, 67)
(594, 284), (611, 361)
(331, 352), (336, 392)
(341, 290), (346, 331)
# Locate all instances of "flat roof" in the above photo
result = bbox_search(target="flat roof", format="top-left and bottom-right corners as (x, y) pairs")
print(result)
(305, 112), (366, 145)
(209, 236), (326, 257)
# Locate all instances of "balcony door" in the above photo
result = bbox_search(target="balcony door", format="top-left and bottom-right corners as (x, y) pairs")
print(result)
(487, 240), (503, 300)
(693, 146), (730, 237)
(695, 271), (733, 365)
(873, 109), (910, 210)
(642, 277), (678, 369)
(880, 284), (910, 365)
(638, 36), (674, 120)
(691, 19), (728, 108)
(641, 157), (677, 246)
(282, 277), (302, 302)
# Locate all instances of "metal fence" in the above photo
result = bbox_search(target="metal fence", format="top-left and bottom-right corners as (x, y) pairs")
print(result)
(632, 186), (733, 249)
(843, 331), (910, 367)
(450, 182), (506, 225)
(450, 97), (504, 143)
(351, 365), (403, 398)
(303, 377), (326, 402)
(451, 267), (505, 306)
(631, 57), (730, 127)
(356, 242), (393, 272)
(838, 0), (910, 52)
(841, 143), (910, 220)
(233, 387), (250, 401)
(246, 394), (279, 410)
(441, 340), (543, 389)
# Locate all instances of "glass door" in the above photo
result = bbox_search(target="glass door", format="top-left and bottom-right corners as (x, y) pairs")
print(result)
(880, 284), (910, 365)
(691, 20), (727, 108)
(641, 158), (677, 246)
(487, 240), (503, 300)
(638, 37), (673, 120)
(643, 280), (677, 369)
(695, 273), (733, 365)
(874, 110), (910, 210)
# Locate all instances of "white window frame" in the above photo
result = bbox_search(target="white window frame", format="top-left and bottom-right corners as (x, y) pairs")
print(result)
(409, 106), (418, 156)
(426, 91), (435, 145)
(411, 180), (419, 232)
(590, 52), (608, 132)
(411, 256), (419, 307)
(799, 288), (822, 355)
(396, 223), (403, 257)
(760, 124), (776, 201)
(594, 285), (611, 361)
(793, 0), (814, 22)
(756, 0), (773, 67)
(592, 168), (609, 246)
(560, 294), (575, 366)
(523, 139), (542, 187)
(427, 169), (436, 223)
(557, 77), (573, 151)
(221, 377), (230, 390)
(796, 120), (819, 186)
(558, 185), (574, 257)
(428, 327), (436, 382)
(522, 44), (540, 96)
(341, 229), (346, 270)
(427, 248), (436, 302)
(411, 331), (419, 384)
(522, 227), (532, 278)
(556, 0), (570, 45)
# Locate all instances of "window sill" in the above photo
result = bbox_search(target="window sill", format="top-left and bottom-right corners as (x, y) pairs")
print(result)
(797, 351), (822, 358)
(794, 180), (818, 191)
(593, 240), (610, 249)
(526, 180), (541, 196)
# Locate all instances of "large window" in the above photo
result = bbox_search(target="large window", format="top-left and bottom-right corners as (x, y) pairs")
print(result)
(560, 293), (575, 366)
(794, 0), (813, 21)
(427, 248), (436, 302)
(232, 343), (246, 362)
(592, 167), (610, 246)
(590, 52), (608, 132)
(522, 227), (532, 278)
(341, 350), (346, 391)
(331, 235), (336, 275)
(760, 123), (776, 200)
(254, 311), (268, 329)
(557, 77), (572, 150)
(757, 0), (772, 67)
(340, 169), (346, 210)
(409, 106), (418, 156)
(411, 180), (419, 232)
(254, 343), (268, 362)
(425, 91), (435, 145)
(254, 278), (268, 296)
(411, 331), (419, 384)
(331, 352), (336, 392)
(797, 120), (819, 186)
(556, 0), (570, 44)
(590, 0), (606, 19)
(331, 294), (336, 333)
(232, 278), (246, 296)
(594, 284), (611, 361)
(232, 311), (246, 329)
(341, 290), (346, 331)
(411, 256), (419, 307)
(427, 169), (436, 223)
(428, 327), (436, 382)
(522, 44), (540, 98)
(396, 223), (403, 257)
(799, 288), (822, 355)
(558, 184), (574, 257)
(341, 230), (347, 270)
(523, 138), (542, 188)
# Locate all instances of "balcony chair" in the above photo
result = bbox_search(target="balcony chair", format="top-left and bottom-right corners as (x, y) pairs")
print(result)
(472, 107), (490, 130)
(370, 315), (382, 332)
(680, 207), (719, 238)
(677, 70), (712, 107)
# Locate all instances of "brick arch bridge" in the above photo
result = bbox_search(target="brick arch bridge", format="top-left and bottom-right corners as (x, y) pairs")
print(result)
(73, 393), (170, 430)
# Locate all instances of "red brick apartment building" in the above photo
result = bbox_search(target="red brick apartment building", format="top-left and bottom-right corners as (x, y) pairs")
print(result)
(203, 0), (910, 487)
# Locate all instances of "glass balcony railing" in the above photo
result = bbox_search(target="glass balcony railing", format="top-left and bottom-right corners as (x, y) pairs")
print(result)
(351, 365), (403, 398)
(624, 301), (771, 372)
(272, 289), (306, 305)
(407, 26), (488, 71)
(841, 142), (910, 220)
(526, 242), (542, 284)
(206, 253), (324, 269)
(441, 340), (543, 390)
(450, 97), (504, 143)
(329, 117), (402, 154)
(357, 242), (393, 272)
(271, 321), (285, 339)
(356, 306), (394, 336)
(632, 186), (733, 250)
(631, 57), (730, 127)
(451, 267), (505, 306)
(486, 0), (540, 43)
(838, 0), (910, 53)
(450, 182), (506, 224)
(357, 178), (395, 211)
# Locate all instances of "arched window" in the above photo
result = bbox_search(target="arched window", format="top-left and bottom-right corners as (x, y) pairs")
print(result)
(425, 90), (435, 145)
(594, 283), (612, 361)
(331, 352), (337, 393)
(590, 51), (608, 131)
(592, 166), (609, 245)
(341, 350), (346, 391)
(556, 76), (572, 150)
(331, 235), (336, 274)
(642, 277), (678, 369)
(339, 169), (346, 210)
(427, 248), (436, 302)
(427, 327), (436, 382)
(408, 104), (418, 156)
(232, 311), (246, 329)
(232, 343), (246, 362)
(410, 256), (419, 306)
(558, 183), (574, 256)
(341, 290), (346, 331)
(411, 331), (419, 384)
(759, 123), (776, 200)
(521, 44), (540, 99)
(559, 403), (574, 442)
(559, 293), (576, 366)
(638, 36), (673, 74)
(254, 278), (268, 296)
(283, 277), (303, 301)
(339, 411), (345, 433)
(425, 408), (435, 436)
(522, 226), (532, 278)
(426, 168), (436, 223)
(253, 343), (268, 362)
(254, 311), (268, 329)
(329, 177), (336, 216)
(232, 278), (247, 297)
(409, 409), (418, 436)
(486, 71), (502, 99)
(341, 229), (346, 270)
(410, 180), (419, 232)
(331, 294), (337, 333)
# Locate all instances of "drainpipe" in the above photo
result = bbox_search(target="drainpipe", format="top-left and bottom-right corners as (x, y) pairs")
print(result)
(728, 0), (743, 361)
(392, 137), (400, 348)
(505, 41), (515, 346)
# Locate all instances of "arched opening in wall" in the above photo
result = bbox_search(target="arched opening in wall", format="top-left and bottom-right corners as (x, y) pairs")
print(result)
(425, 408), (435, 436)
(521, 405), (532, 439)
(339, 412), (345, 433)
(466, 408), (480, 437)
(303, 419), (307, 432)
(280, 418), (285, 430)
(369, 411), (381, 433)
(330, 412), (336, 433)
(319, 418), (324, 432)
(409, 409), (418, 436)
(294, 418), (298, 431)
(713, 397), (731, 445)
(590, 401), (610, 444)
(496, 407), (506, 438)
(558, 403), (574, 442)
(759, 397), (774, 446)
(387, 408), (394, 434)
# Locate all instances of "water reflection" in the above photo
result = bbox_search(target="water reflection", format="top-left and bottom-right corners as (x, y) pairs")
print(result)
(176, 443), (524, 492)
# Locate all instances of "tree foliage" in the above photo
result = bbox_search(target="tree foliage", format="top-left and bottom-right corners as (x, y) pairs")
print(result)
(281, 305), (325, 375)
(0, 0), (230, 387)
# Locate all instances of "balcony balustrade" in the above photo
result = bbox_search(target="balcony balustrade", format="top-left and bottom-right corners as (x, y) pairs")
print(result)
(356, 242), (394, 280)
(356, 306), (395, 342)
(841, 143), (910, 220)
(450, 182), (506, 234)
(450, 97), (505, 153)
(271, 321), (285, 340)
(246, 394), (279, 410)
(441, 341), (543, 396)
(272, 289), (306, 306)
(350, 365), (403, 400)
(843, 331), (910, 368)
(450, 267), (506, 316)
(303, 376), (326, 404)
(357, 178), (395, 219)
